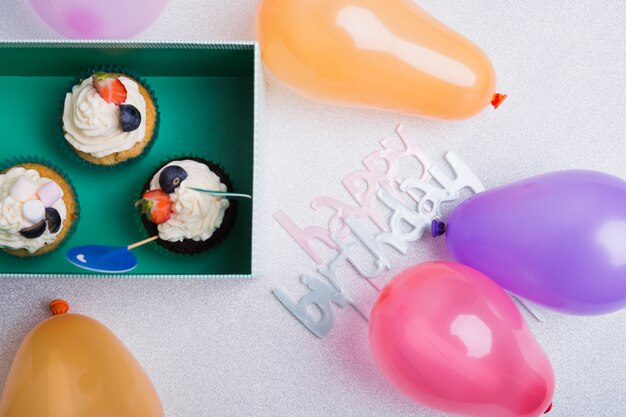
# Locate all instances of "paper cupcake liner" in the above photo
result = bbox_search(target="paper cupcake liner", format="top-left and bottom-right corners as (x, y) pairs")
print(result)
(57, 65), (161, 170)
(134, 155), (239, 257)
(0, 156), (81, 258)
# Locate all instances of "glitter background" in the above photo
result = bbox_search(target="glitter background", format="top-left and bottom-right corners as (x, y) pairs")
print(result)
(1, 1), (626, 416)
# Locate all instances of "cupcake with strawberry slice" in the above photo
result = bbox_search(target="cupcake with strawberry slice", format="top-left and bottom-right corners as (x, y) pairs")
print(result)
(62, 70), (158, 166)
(136, 157), (237, 254)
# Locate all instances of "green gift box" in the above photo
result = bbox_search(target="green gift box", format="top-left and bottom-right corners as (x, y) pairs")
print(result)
(0, 41), (261, 278)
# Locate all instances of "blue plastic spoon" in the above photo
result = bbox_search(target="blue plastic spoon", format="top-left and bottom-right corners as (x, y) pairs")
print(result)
(66, 236), (158, 273)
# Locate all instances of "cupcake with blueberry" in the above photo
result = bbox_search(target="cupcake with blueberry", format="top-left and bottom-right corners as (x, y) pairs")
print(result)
(136, 158), (237, 254)
(62, 71), (157, 166)
(0, 163), (78, 257)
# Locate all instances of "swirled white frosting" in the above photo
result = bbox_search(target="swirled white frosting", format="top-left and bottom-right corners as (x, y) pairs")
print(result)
(149, 160), (230, 242)
(0, 167), (68, 253)
(62, 76), (147, 158)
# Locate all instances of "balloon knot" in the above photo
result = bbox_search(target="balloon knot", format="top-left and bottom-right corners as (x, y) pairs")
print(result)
(544, 402), (553, 414)
(491, 93), (507, 109)
(431, 220), (446, 237)
(49, 299), (69, 316)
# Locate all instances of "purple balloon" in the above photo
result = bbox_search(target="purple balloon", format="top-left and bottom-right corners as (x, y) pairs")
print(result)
(24, 0), (168, 39)
(441, 170), (626, 315)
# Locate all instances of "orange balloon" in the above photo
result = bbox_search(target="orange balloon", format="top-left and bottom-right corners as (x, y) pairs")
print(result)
(256, 0), (505, 119)
(0, 300), (164, 417)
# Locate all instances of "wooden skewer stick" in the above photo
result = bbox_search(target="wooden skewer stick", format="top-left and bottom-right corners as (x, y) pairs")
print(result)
(127, 235), (159, 250)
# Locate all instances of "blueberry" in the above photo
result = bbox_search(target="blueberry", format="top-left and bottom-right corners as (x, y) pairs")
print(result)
(119, 104), (142, 132)
(159, 165), (188, 193)
(46, 207), (62, 233)
(19, 220), (46, 239)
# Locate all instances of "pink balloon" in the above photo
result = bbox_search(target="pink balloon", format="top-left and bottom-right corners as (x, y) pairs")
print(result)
(24, 0), (169, 39)
(369, 262), (554, 417)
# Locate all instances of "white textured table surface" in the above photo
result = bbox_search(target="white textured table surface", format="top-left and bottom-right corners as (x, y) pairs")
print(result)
(1, 1), (626, 416)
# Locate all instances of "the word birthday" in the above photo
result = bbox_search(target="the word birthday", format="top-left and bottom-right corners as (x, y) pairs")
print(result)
(272, 126), (485, 338)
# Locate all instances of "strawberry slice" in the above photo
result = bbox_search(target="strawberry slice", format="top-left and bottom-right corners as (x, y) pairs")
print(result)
(92, 72), (127, 105)
(136, 189), (172, 224)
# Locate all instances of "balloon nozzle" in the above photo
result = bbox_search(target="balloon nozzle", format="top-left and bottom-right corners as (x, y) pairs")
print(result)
(491, 93), (507, 109)
(544, 402), (553, 414)
(431, 220), (446, 237)
(49, 299), (69, 316)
